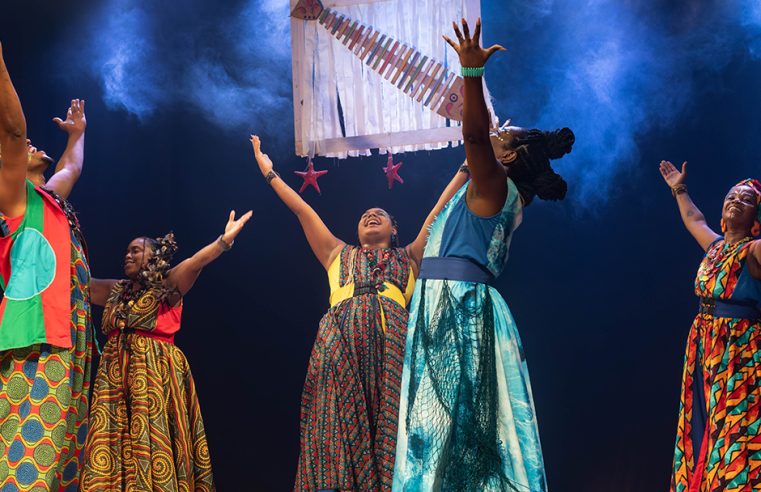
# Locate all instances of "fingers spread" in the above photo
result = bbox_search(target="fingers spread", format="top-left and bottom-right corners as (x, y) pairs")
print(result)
(485, 44), (507, 58)
(473, 17), (482, 42)
(452, 21), (464, 43)
(461, 18), (470, 40)
(443, 35), (458, 51)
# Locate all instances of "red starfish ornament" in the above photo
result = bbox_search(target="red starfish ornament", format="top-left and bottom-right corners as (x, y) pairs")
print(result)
(295, 157), (328, 194)
(383, 151), (404, 189)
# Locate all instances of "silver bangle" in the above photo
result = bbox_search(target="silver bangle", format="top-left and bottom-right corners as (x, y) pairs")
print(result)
(217, 235), (233, 251)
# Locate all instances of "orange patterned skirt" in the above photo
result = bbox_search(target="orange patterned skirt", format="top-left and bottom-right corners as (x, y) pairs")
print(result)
(80, 331), (214, 491)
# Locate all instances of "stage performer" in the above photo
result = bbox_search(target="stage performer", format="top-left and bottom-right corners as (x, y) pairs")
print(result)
(393, 18), (575, 492)
(0, 43), (93, 490)
(250, 135), (469, 492)
(80, 212), (251, 491)
(661, 160), (761, 492)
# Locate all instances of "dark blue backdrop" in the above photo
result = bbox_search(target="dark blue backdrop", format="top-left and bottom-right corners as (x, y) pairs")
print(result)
(2, 1), (761, 490)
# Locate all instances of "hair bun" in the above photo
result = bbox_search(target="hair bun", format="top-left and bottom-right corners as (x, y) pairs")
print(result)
(534, 170), (568, 201)
(544, 128), (575, 159)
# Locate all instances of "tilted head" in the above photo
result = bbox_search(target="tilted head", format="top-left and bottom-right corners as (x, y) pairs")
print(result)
(721, 179), (761, 236)
(0, 139), (55, 186)
(25, 139), (54, 185)
(123, 233), (178, 283)
(489, 125), (575, 205)
(123, 237), (157, 279)
(357, 208), (398, 248)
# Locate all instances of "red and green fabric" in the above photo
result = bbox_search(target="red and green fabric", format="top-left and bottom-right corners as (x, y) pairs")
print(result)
(0, 180), (71, 350)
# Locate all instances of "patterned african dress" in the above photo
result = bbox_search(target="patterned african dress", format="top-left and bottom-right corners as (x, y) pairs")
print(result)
(0, 190), (93, 491)
(295, 245), (414, 492)
(671, 237), (761, 492)
(394, 178), (547, 492)
(80, 282), (214, 491)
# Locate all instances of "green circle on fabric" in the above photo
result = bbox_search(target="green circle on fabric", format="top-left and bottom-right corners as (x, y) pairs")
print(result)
(0, 416), (19, 441)
(0, 460), (7, 478)
(44, 360), (65, 383)
(33, 443), (56, 467)
(40, 401), (61, 425)
(5, 228), (56, 300)
(51, 423), (66, 445)
(6, 375), (28, 401)
(55, 384), (71, 405)
(0, 399), (10, 419)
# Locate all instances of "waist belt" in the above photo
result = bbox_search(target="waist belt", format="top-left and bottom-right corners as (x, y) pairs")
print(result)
(698, 298), (761, 320)
(108, 328), (175, 345)
(330, 281), (407, 309)
(329, 281), (407, 334)
(418, 257), (494, 285)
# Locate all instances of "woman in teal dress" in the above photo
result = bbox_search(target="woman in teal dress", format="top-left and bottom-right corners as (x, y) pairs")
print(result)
(393, 19), (575, 492)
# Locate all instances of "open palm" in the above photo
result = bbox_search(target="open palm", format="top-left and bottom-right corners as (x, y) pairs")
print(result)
(659, 160), (687, 188)
(223, 210), (253, 244)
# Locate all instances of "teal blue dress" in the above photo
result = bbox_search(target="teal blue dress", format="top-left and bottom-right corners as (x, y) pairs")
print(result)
(393, 178), (547, 492)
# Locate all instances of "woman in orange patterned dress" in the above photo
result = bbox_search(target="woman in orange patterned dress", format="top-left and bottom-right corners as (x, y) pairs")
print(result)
(661, 160), (761, 491)
(80, 211), (251, 491)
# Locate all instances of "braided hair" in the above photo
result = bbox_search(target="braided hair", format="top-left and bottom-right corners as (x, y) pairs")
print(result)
(506, 127), (575, 206)
(120, 232), (179, 305)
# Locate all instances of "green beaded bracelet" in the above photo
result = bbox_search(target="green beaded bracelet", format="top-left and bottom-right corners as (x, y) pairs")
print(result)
(461, 66), (485, 77)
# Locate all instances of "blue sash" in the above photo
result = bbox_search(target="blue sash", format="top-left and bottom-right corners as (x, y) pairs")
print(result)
(418, 257), (494, 285)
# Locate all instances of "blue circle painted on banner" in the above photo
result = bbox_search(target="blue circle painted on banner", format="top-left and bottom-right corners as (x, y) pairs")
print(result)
(4, 229), (56, 301)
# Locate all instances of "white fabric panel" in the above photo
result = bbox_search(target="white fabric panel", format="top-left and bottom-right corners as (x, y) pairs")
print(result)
(292, 0), (485, 158)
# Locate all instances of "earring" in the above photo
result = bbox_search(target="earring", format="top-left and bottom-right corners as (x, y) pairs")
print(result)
(721, 218), (727, 233)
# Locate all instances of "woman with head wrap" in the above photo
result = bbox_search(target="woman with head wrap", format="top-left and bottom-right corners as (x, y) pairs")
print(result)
(80, 212), (251, 491)
(392, 18), (574, 492)
(249, 135), (471, 491)
(661, 161), (761, 492)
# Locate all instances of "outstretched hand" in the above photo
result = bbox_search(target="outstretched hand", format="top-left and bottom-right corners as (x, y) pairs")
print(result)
(53, 99), (86, 135)
(250, 134), (273, 177)
(659, 160), (687, 188)
(222, 210), (253, 244)
(443, 17), (505, 68)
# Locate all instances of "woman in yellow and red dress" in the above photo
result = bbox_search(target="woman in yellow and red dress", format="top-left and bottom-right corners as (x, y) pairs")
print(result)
(661, 160), (761, 491)
(80, 211), (251, 491)
(250, 135), (468, 491)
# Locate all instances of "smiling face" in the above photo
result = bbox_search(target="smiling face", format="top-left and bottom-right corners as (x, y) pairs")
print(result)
(357, 208), (396, 247)
(722, 184), (759, 232)
(123, 238), (155, 279)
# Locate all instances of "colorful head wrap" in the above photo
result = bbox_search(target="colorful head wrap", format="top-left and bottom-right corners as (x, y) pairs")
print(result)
(722, 178), (761, 235)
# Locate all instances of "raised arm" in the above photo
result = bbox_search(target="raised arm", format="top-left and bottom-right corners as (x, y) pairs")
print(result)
(0, 43), (29, 216)
(659, 160), (719, 251)
(90, 278), (119, 307)
(165, 210), (252, 298)
(250, 135), (343, 270)
(444, 18), (506, 217)
(406, 162), (469, 269)
(45, 99), (86, 199)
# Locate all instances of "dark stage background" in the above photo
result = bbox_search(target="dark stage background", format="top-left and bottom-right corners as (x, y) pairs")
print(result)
(2, 1), (761, 490)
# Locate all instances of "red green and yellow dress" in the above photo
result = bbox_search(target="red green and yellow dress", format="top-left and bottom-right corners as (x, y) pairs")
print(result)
(295, 245), (414, 492)
(80, 281), (214, 491)
(671, 237), (761, 491)
(0, 182), (93, 491)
